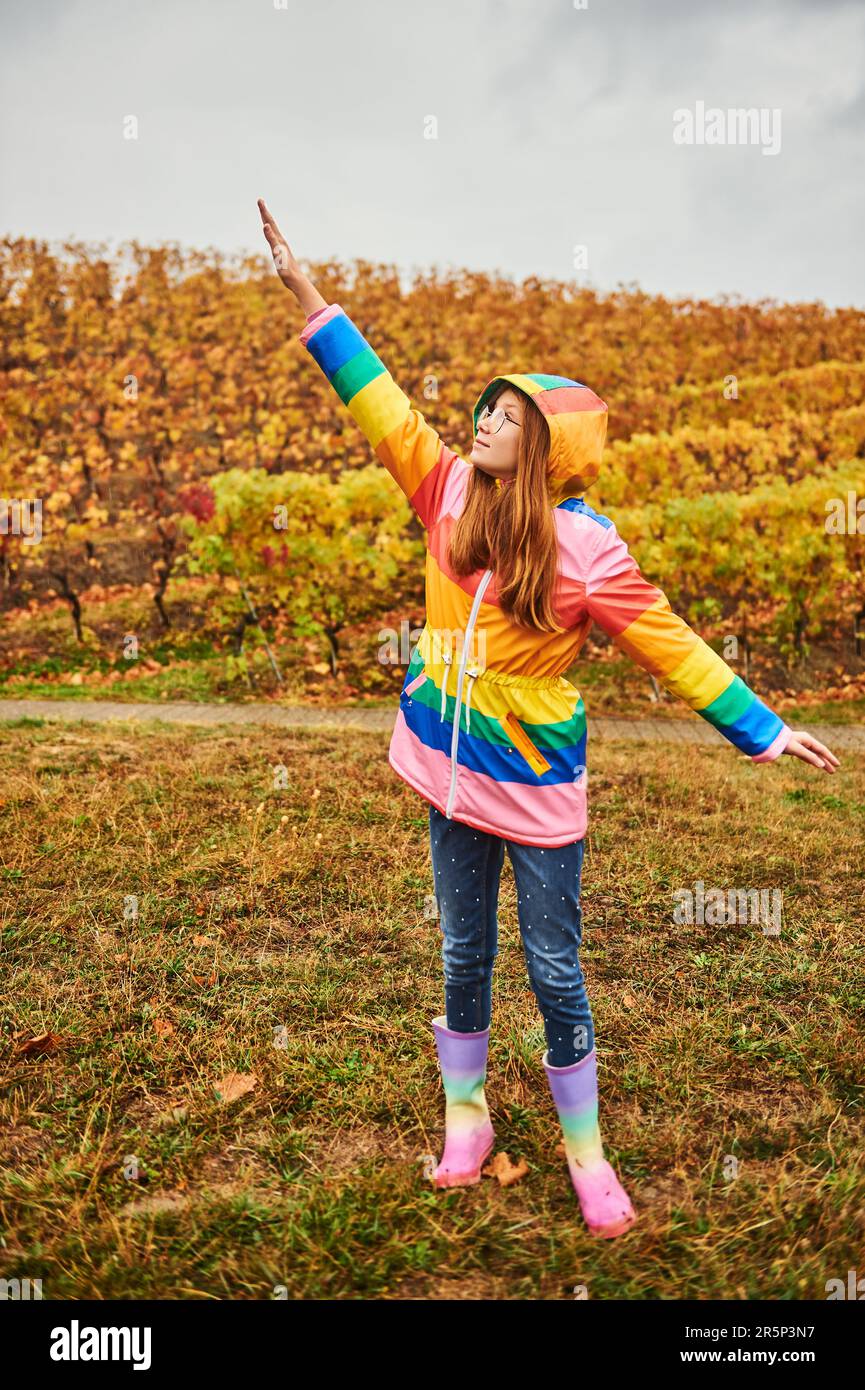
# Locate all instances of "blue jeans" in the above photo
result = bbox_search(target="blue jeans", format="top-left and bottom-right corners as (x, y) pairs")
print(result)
(428, 804), (594, 1067)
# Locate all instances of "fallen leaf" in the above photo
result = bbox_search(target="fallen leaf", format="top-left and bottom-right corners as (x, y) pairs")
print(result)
(153, 1018), (174, 1039)
(213, 1071), (258, 1104)
(192, 934), (212, 947)
(15, 1031), (65, 1057)
(622, 992), (638, 1009)
(483, 1151), (528, 1187)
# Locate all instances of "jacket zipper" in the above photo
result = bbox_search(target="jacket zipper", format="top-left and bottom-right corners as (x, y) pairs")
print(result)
(445, 568), (494, 819)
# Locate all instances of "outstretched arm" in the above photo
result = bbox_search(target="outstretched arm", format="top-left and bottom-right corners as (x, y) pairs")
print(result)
(584, 516), (840, 772)
(258, 198), (466, 530)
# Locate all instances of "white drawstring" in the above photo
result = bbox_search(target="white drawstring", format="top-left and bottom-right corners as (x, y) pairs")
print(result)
(464, 664), (484, 734)
(440, 647), (453, 722)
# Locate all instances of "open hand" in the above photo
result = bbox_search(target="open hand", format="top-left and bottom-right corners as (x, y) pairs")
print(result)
(257, 198), (302, 288)
(783, 731), (840, 772)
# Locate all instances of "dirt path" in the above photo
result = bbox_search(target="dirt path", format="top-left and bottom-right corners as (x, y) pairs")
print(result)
(1, 697), (863, 749)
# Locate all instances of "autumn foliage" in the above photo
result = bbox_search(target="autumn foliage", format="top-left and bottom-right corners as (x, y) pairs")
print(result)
(1, 235), (864, 673)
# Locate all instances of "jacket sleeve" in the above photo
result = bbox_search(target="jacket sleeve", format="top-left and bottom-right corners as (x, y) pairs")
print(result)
(299, 303), (466, 530)
(584, 517), (793, 762)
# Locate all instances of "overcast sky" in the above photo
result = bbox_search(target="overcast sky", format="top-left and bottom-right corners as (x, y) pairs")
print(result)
(2, 0), (863, 308)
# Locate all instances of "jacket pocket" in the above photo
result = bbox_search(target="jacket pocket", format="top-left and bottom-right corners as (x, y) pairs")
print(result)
(501, 711), (552, 777)
(404, 671), (426, 697)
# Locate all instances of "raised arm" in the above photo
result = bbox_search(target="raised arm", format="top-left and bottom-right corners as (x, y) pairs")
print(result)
(258, 198), (466, 530)
(584, 515), (840, 772)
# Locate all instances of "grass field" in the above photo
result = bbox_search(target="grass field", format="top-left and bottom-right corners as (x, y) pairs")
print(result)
(1, 719), (863, 1299)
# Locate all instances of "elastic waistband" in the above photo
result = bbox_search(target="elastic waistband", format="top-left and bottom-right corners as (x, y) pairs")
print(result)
(418, 626), (571, 692)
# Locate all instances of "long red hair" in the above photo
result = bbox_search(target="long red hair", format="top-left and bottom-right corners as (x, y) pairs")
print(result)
(448, 387), (564, 633)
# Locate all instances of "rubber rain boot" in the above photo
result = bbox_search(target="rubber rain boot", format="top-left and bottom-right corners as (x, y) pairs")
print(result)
(430, 1015), (495, 1188)
(543, 1046), (636, 1238)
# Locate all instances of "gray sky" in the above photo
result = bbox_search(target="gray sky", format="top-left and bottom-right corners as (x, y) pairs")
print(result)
(2, 0), (863, 307)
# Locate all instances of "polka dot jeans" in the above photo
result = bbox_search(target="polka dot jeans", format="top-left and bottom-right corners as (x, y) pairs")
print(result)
(428, 803), (594, 1067)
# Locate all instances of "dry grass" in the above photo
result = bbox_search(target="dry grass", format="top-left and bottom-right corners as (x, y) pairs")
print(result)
(1, 719), (863, 1299)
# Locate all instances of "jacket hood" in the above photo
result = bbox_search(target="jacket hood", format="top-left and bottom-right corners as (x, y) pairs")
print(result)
(472, 372), (608, 504)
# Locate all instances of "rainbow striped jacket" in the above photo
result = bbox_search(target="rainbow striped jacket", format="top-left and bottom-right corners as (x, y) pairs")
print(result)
(299, 303), (792, 847)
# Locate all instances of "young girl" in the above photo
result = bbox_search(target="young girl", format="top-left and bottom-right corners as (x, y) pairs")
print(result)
(258, 198), (839, 1239)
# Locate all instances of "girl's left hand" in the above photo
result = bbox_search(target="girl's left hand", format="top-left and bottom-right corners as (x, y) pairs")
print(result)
(782, 731), (840, 772)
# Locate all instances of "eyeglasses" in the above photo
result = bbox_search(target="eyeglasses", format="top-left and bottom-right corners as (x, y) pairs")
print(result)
(477, 404), (521, 435)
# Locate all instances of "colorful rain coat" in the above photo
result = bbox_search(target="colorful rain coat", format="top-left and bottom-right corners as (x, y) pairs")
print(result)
(299, 303), (792, 847)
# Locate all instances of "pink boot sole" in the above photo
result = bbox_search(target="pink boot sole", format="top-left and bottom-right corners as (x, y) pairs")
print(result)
(571, 1159), (637, 1239)
(432, 1124), (495, 1189)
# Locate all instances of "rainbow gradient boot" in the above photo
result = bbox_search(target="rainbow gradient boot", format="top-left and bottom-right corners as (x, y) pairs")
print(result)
(430, 1016), (495, 1188)
(543, 1047), (636, 1238)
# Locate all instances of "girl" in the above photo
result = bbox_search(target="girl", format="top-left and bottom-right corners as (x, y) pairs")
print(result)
(258, 198), (839, 1239)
